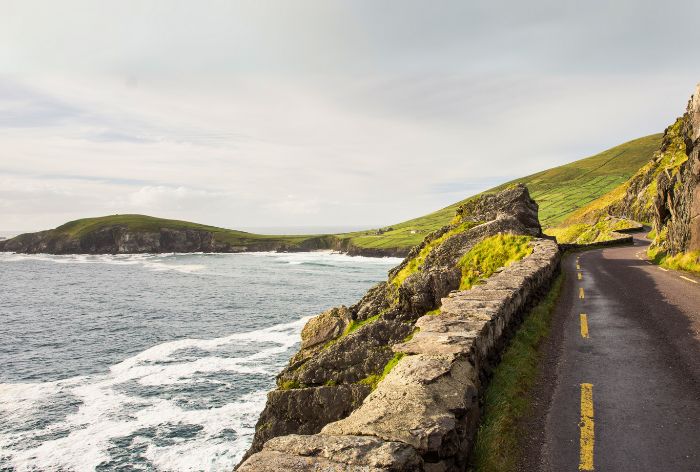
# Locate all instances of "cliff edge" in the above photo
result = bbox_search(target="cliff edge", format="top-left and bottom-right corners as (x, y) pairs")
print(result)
(237, 184), (561, 471)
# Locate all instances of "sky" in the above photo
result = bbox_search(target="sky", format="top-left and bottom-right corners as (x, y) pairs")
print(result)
(1, 0), (699, 232)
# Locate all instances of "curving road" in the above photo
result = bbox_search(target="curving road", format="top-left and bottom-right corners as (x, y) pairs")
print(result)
(522, 235), (700, 472)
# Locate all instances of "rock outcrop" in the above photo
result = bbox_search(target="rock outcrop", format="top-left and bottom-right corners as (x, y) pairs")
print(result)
(600, 84), (700, 254)
(0, 222), (412, 257)
(0, 226), (343, 255)
(238, 184), (561, 471)
(561, 83), (700, 256)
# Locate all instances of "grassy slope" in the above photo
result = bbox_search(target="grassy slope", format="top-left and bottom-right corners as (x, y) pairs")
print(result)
(339, 134), (661, 250)
(17, 134), (660, 253)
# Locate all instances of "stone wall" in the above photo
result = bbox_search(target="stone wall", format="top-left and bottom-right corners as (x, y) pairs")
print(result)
(238, 238), (560, 471)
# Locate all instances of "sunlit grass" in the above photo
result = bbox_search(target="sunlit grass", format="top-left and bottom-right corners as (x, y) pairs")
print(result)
(458, 234), (533, 290)
(648, 249), (700, 274)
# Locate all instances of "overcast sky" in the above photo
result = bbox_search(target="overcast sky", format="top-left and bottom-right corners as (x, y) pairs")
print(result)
(1, 0), (698, 232)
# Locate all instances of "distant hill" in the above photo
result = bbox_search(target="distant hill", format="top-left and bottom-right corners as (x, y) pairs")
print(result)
(336, 133), (661, 251)
(0, 134), (661, 256)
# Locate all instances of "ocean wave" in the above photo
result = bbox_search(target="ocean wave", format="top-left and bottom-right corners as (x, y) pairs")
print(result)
(0, 318), (307, 471)
(0, 251), (402, 275)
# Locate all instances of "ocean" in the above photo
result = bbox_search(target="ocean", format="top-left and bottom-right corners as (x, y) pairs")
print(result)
(0, 251), (401, 471)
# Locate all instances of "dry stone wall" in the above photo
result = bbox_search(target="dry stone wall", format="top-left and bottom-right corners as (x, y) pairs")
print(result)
(238, 238), (560, 471)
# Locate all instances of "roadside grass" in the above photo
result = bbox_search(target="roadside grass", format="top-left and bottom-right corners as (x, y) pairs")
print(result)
(469, 273), (564, 472)
(648, 248), (700, 274)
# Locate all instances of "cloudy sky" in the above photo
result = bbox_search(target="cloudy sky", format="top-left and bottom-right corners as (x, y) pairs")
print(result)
(1, 0), (698, 232)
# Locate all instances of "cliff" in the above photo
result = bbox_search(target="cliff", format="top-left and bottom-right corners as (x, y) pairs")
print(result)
(237, 184), (561, 471)
(648, 83), (700, 254)
(0, 214), (408, 257)
(550, 83), (700, 256)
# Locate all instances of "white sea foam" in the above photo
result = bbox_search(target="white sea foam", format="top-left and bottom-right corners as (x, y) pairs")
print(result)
(247, 250), (403, 267)
(0, 318), (307, 471)
(0, 251), (401, 275)
(0, 252), (207, 274)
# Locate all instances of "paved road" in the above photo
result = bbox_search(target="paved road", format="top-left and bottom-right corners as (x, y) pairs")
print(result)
(527, 236), (700, 472)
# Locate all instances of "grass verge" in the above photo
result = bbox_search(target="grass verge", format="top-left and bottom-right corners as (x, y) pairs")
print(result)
(648, 248), (700, 274)
(469, 273), (564, 472)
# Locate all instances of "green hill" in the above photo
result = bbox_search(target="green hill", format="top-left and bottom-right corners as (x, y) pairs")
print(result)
(337, 133), (662, 251)
(2, 133), (661, 255)
(53, 214), (313, 246)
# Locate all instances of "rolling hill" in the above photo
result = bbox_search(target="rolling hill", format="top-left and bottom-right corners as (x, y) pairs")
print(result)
(0, 133), (661, 256)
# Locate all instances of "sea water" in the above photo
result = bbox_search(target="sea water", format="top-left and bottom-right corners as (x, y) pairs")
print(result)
(0, 251), (401, 471)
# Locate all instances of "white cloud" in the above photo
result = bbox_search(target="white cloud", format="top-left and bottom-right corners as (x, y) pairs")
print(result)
(0, 1), (698, 231)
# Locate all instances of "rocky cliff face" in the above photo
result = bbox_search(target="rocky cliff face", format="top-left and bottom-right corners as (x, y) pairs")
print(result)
(0, 225), (411, 257)
(238, 184), (552, 470)
(603, 84), (700, 254)
(0, 227), (253, 254)
(0, 226), (386, 256)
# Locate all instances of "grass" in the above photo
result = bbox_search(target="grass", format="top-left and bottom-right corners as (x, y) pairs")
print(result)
(337, 134), (660, 251)
(390, 221), (480, 288)
(278, 379), (302, 390)
(49, 214), (316, 246)
(344, 313), (381, 335)
(12, 134), (660, 255)
(545, 217), (637, 245)
(458, 234), (533, 290)
(358, 352), (405, 390)
(470, 273), (564, 472)
(648, 249), (700, 274)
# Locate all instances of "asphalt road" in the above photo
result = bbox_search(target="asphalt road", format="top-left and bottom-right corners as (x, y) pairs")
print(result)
(525, 236), (700, 472)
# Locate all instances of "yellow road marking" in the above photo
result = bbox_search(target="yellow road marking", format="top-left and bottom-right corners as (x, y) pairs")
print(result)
(579, 288), (585, 299)
(580, 314), (589, 338)
(578, 272), (583, 280)
(680, 275), (698, 284)
(577, 263), (581, 270)
(579, 383), (595, 471)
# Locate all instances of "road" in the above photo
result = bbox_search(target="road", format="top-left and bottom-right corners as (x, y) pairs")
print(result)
(523, 235), (700, 472)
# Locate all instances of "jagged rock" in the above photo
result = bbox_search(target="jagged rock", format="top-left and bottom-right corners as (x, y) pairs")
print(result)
(238, 434), (423, 471)
(242, 385), (371, 463)
(288, 306), (353, 366)
(280, 319), (413, 386)
(602, 83), (700, 254)
(238, 185), (556, 471)
(455, 184), (542, 237)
